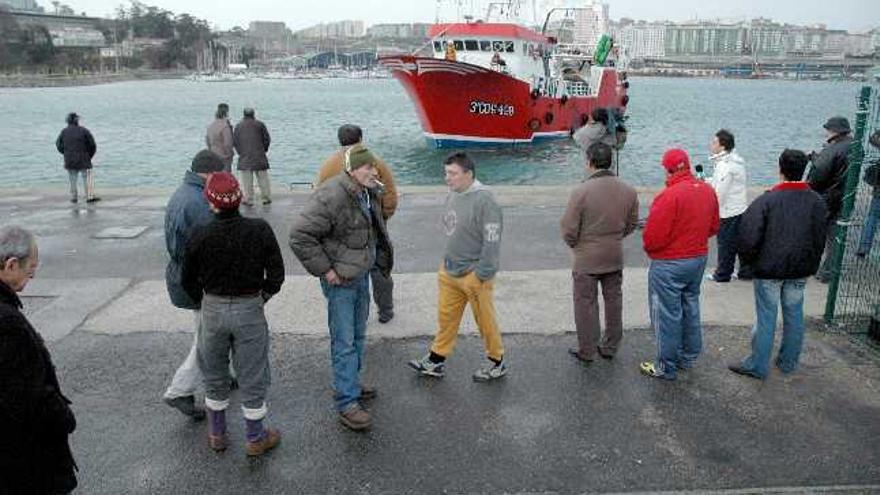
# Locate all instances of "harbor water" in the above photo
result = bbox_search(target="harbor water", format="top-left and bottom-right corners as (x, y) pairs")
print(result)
(2, 76), (864, 189)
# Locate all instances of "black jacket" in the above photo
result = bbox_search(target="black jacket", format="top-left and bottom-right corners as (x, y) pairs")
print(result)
(55, 124), (96, 170)
(737, 182), (828, 280)
(0, 281), (77, 494)
(233, 117), (271, 171)
(182, 211), (285, 303)
(807, 134), (852, 218)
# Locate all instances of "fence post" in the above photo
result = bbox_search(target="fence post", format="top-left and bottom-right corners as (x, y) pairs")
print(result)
(824, 85), (873, 323)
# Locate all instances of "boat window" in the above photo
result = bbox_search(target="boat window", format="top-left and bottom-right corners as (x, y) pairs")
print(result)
(523, 43), (529, 55)
(504, 41), (515, 53)
(480, 40), (492, 51)
(464, 40), (478, 51)
(433, 41), (442, 52)
(492, 40), (505, 52)
(453, 40), (464, 51)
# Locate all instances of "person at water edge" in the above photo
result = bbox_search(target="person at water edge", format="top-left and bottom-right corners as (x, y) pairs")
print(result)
(729, 149), (827, 380)
(560, 142), (638, 364)
(807, 116), (853, 283)
(705, 129), (752, 283)
(0, 226), (78, 494)
(181, 172), (285, 455)
(639, 149), (720, 380)
(573, 107), (617, 153)
(233, 107), (273, 206)
(56, 111), (99, 203)
(408, 152), (508, 382)
(316, 124), (398, 323)
(161, 149), (227, 421)
(290, 144), (393, 431)
(856, 130), (880, 258)
(206, 103), (235, 172)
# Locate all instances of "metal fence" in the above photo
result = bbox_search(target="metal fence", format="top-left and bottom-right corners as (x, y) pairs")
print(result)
(824, 84), (880, 344)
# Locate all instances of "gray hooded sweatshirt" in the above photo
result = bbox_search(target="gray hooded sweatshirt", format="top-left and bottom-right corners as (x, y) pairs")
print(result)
(442, 180), (503, 280)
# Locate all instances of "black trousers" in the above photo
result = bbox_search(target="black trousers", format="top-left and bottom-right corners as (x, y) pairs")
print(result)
(714, 214), (753, 281)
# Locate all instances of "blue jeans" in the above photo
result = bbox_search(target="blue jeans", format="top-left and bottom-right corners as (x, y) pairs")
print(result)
(739, 278), (807, 378)
(858, 194), (880, 255)
(649, 256), (707, 380)
(320, 274), (370, 412)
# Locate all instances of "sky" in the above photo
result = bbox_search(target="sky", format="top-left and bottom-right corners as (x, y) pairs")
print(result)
(56, 0), (880, 33)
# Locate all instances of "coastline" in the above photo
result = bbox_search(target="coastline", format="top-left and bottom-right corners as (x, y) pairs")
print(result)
(0, 69), (188, 88)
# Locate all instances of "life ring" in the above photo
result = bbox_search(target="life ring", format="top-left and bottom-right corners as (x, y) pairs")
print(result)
(528, 118), (541, 131)
(544, 112), (554, 125)
(530, 88), (540, 100)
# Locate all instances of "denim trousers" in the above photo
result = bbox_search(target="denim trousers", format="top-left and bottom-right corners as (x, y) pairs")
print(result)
(739, 278), (807, 378)
(858, 194), (880, 255)
(648, 256), (707, 379)
(321, 273), (370, 412)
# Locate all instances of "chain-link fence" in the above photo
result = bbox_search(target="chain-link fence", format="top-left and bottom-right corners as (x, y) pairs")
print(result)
(824, 84), (880, 345)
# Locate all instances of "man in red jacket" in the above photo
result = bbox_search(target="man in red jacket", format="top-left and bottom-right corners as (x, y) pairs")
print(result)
(640, 149), (720, 380)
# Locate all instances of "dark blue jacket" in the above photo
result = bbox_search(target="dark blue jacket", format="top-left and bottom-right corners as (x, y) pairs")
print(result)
(737, 182), (828, 280)
(55, 124), (96, 170)
(165, 171), (214, 309)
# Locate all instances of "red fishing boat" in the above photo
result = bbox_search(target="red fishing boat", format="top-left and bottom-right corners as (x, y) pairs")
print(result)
(378, 4), (629, 148)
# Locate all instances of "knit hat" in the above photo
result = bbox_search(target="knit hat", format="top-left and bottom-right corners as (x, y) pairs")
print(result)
(343, 144), (376, 173)
(661, 148), (690, 172)
(204, 172), (242, 210)
(191, 149), (226, 173)
(823, 116), (851, 134)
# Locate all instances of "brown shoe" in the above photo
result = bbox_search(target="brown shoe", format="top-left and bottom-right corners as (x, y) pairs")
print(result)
(209, 433), (229, 452)
(245, 427), (281, 457)
(360, 384), (378, 401)
(339, 405), (372, 431)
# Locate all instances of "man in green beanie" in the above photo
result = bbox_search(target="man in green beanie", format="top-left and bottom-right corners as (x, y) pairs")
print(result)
(290, 144), (394, 431)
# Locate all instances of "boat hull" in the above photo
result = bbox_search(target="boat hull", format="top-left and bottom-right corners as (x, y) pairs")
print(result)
(379, 55), (627, 148)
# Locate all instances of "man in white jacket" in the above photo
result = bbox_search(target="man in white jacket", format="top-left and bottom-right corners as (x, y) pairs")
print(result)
(706, 129), (752, 282)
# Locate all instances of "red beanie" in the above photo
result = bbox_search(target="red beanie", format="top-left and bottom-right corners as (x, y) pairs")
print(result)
(204, 172), (242, 210)
(661, 148), (690, 172)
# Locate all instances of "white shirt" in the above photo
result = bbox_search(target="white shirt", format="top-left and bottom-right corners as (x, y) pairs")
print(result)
(709, 150), (749, 219)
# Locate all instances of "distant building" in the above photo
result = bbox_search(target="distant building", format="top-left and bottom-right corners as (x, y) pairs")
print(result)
(49, 26), (106, 47)
(665, 21), (745, 57)
(572, 1), (609, 48)
(747, 18), (784, 56)
(611, 19), (666, 59)
(367, 23), (430, 39)
(10, 11), (106, 47)
(249, 21), (288, 39)
(296, 20), (365, 39)
(0, 0), (43, 12)
(845, 33), (874, 56)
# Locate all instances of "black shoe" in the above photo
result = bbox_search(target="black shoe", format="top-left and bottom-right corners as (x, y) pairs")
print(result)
(568, 348), (594, 365)
(86, 196), (101, 203)
(163, 395), (206, 420)
(262, 198), (272, 205)
(70, 198), (78, 204)
(728, 364), (765, 380)
(378, 311), (394, 324)
(597, 347), (615, 360)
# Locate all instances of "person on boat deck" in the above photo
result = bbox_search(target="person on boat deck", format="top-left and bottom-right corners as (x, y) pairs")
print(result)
(491, 52), (507, 71)
(445, 41), (457, 61)
(573, 107), (617, 152)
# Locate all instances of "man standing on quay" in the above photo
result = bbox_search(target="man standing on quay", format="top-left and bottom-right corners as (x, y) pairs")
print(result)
(206, 103), (234, 172)
(182, 172), (285, 455)
(560, 142), (639, 363)
(640, 149), (720, 381)
(808, 116), (853, 283)
(291, 144), (393, 431)
(56, 111), (100, 203)
(705, 129), (751, 282)
(408, 152), (508, 381)
(234, 107), (273, 206)
(316, 124), (398, 323)
(161, 149), (226, 420)
(730, 150), (827, 380)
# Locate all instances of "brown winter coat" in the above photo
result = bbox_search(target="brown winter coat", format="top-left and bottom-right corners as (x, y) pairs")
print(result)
(290, 173), (393, 281)
(316, 148), (398, 219)
(560, 169), (639, 274)
(205, 119), (234, 167)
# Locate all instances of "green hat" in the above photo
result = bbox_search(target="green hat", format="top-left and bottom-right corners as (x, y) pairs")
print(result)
(344, 144), (376, 172)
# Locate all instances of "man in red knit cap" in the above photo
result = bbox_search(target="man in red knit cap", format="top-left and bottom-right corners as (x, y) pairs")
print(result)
(182, 172), (285, 455)
(640, 149), (720, 380)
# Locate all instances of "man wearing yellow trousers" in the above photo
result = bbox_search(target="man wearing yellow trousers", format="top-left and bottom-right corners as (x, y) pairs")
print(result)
(408, 152), (507, 381)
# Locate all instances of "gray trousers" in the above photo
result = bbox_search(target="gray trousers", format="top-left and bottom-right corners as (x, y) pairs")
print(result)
(197, 293), (271, 415)
(370, 264), (394, 317)
(240, 170), (271, 203)
(67, 169), (94, 200)
(573, 270), (623, 359)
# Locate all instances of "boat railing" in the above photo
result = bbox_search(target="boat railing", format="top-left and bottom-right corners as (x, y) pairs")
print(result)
(564, 80), (589, 97)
